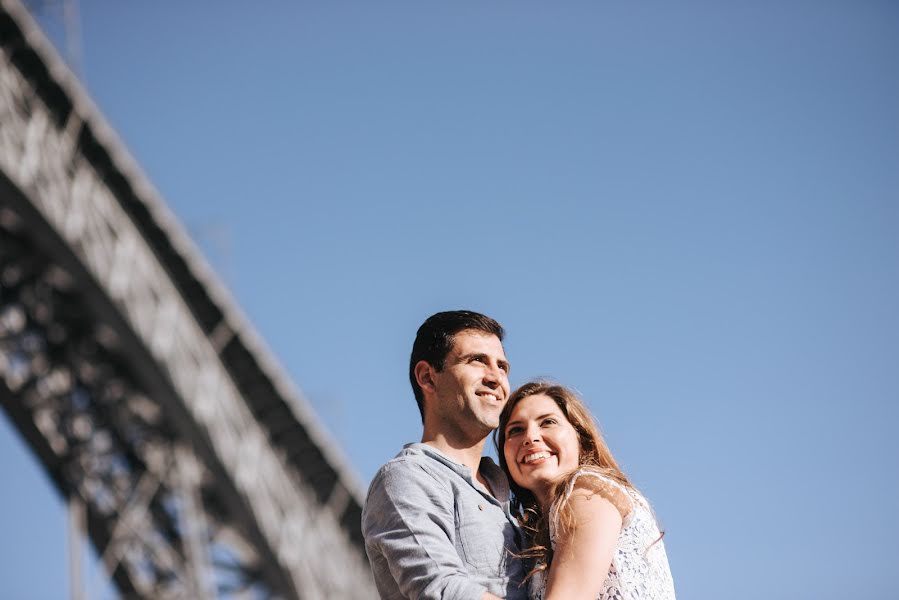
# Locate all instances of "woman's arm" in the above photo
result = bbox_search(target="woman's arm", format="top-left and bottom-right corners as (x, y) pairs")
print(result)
(542, 481), (624, 600)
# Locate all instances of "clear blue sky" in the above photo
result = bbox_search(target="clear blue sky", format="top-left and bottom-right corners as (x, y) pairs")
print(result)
(2, 1), (898, 598)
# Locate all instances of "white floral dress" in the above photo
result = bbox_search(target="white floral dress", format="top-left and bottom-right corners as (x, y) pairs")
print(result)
(530, 468), (676, 600)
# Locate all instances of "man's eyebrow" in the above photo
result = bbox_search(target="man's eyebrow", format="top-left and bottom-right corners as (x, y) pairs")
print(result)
(459, 351), (497, 362)
(456, 351), (485, 362)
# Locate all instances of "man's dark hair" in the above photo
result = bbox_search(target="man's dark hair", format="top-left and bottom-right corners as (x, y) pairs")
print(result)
(409, 310), (505, 421)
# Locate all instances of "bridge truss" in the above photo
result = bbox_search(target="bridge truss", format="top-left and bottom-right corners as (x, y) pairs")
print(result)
(0, 1), (376, 598)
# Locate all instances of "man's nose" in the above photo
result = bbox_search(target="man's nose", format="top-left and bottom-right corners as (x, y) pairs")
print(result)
(482, 362), (504, 387)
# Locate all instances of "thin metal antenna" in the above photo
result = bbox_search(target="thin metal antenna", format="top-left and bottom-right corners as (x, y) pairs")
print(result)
(61, 0), (83, 77)
(190, 220), (235, 288)
(23, 0), (84, 78)
(68, 495), (87, 600)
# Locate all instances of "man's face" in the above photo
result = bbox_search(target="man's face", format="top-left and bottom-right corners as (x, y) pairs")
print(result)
(427, 329), (511, 441)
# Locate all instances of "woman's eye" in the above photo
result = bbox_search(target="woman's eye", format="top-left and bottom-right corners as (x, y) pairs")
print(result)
(542, 418), (557, 426)
(506, 427), (522, 436)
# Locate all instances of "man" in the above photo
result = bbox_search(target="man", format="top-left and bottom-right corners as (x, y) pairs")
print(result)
(362, 310), (527, 600)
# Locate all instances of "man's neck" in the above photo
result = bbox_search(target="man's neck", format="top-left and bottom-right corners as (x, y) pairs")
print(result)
(420, 433), (487, 482)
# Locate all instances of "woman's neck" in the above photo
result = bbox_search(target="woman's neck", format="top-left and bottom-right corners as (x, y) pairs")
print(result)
(534, 484), (552, 513)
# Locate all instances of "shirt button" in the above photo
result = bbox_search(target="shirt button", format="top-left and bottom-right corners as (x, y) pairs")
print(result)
(478, 504), (484, 511)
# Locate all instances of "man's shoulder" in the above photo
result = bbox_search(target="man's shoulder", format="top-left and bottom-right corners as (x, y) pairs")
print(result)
(362, 446), (457, 532)
(366, 445), (449, 494)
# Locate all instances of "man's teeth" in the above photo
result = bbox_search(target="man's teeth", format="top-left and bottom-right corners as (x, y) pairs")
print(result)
(523, 452), (550, 464)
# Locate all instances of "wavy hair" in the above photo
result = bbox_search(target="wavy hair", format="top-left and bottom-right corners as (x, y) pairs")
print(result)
(494, 380), (636, 579)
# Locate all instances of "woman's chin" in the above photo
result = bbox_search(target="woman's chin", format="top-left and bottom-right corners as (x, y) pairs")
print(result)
(516, 477), (551, 498)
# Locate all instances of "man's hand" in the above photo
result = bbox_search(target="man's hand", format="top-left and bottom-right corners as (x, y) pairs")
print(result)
(481, 593), (503, 600)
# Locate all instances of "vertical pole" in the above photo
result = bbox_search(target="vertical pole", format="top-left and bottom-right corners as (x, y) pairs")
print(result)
(61, 0), (84, 77)
(68, 495), (85, 600)
(177, 444), (214, 600)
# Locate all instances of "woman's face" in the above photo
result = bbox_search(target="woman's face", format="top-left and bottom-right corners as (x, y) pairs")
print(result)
(502, 394), (581, 503)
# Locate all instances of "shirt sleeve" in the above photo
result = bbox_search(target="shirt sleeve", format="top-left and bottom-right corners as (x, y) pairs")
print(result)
(363, 460), (489, 600)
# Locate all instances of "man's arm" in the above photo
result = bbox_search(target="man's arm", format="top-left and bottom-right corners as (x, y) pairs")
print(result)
(363, 461), (495, 600)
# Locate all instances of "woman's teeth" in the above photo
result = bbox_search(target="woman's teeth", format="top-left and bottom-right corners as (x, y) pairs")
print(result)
(523, 451), (550, 464)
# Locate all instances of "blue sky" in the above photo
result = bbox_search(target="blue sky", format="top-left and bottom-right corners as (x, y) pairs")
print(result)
(2, 1), (898, 598)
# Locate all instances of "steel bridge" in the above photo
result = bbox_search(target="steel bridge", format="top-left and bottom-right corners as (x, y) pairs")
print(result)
(0, 1), (376, 597)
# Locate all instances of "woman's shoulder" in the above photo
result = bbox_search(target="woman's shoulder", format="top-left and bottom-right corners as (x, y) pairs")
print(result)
(553, 466), (635, 523)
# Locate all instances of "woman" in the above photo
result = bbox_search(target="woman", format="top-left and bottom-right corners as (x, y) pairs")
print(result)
(495, 381), (676, 600)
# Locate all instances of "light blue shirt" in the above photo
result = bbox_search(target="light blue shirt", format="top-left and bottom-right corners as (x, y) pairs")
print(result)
(362, 443), (528, 600)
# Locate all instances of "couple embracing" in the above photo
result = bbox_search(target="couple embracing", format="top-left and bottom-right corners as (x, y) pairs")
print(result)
(362, 311), (676, 600)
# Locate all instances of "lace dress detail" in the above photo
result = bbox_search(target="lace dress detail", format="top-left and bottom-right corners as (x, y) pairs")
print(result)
(529, 468), (676, 600)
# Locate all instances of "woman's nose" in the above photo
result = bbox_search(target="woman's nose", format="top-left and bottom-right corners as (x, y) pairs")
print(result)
(523, 426), (540, 445)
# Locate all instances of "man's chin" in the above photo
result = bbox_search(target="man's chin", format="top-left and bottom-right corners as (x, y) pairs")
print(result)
(482, 418), (501, 433)
(470, 415), (498, 432)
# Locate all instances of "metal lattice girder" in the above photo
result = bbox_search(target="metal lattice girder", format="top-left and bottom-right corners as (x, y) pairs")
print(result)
(0, 224), (248, 599)
(0, 1), (377, 598)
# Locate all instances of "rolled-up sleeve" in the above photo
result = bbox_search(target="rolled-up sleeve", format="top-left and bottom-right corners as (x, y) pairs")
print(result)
(363, 461), (488, 600)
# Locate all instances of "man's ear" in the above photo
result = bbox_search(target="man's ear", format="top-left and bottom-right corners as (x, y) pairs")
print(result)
(414, 360), (436, 394)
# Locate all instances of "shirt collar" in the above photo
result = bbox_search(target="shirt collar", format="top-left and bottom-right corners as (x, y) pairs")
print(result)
(402, 442), (511, 502)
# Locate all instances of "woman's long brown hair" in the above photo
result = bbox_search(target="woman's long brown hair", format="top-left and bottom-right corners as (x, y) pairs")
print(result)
(494, 380), (636, 580)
